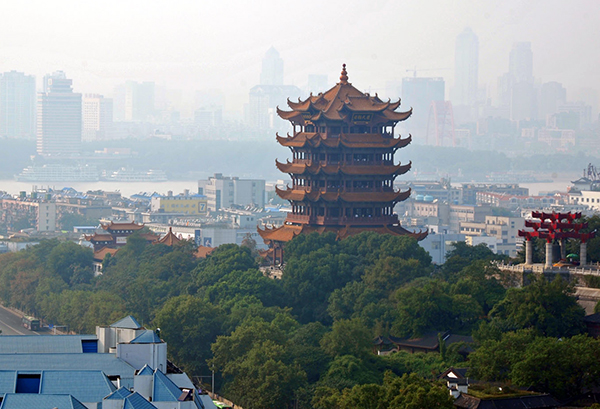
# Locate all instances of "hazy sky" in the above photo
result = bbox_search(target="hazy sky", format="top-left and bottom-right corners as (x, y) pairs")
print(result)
(1, 0), (598, 113)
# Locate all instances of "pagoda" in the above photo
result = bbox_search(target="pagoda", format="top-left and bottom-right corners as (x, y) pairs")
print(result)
(259, 65), (425, 263)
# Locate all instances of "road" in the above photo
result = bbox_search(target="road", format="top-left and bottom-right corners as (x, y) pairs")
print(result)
(0, 305), (43, 335)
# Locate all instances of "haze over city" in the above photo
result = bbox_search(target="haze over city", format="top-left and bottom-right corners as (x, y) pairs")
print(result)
(1, 0), (598, 115)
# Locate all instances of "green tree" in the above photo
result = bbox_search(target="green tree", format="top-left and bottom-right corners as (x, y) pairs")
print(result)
(154, 295), (223, 375)
(46, 241), (94, 285)
(320, 318), (373, 359)
(488, 276), (585, 337)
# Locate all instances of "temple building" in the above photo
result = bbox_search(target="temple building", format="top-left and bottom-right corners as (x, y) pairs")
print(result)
(259, 65), (425, 263)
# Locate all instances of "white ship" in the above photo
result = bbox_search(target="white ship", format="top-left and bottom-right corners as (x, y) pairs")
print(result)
(105, 168), (168, 182)
(16, 164), (100, 182)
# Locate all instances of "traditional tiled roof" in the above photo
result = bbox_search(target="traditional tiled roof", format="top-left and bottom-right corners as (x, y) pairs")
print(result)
(85, 233), (114, 243)
(0, 335), (97, 354)
(156, 227), (181, 246)
(275, 187), (411, 203)
(276, 160), (411, 176)
(0, 393), (88, 409)
(130, 330), (162, 344)
(152, 370), (182, 402)
(110, 316), (142, 330)
(101, 221), (145, 232)
(194, 245), (215, 259)
(93, 247), (119, 262)
(278, 64), (411, 124)
(258, 223), (427, 243)
(276, 133), (412, 149)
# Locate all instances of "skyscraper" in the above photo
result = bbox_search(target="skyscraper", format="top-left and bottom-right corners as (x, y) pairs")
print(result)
(82, 94), (114, 141)
(401, 76), (445, 140)
(36, 71), (82, 156)
(0, 71), (36, 138)
(113, 81), (155, 122)
(453, 28), (479, 108)
(508, 42), (535, 121)
(260, 47), (283, 86)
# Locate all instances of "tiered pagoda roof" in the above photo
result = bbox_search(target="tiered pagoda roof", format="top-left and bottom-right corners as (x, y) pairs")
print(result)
(276, 160), (412, 176)
(276, 133), (412, 149)
(156, 227), (181, 246)
(275, 186), (411, 203)
(277, 65), (411, 124)
(258, 223), (427, 243)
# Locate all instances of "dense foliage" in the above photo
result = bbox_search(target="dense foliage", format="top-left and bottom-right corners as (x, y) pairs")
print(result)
(0, 231), (592, 407)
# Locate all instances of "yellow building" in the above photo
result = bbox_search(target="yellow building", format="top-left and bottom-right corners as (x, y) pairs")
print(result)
(150, 193), (207, 215)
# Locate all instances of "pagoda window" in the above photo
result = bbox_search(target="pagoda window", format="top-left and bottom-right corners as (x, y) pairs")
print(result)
(330, 126), (341, 136)
(350, 126), (356, 133)
(357, 125), (368, 133)
(330, 208), (340, 218)
(319, 153), (326, 161)
(306, 125), (315, 132)
(317, 207), (325, 216)
(346, 154), (352, 163)
(319, 180), (325, 188)
(328, 153), (340, 163)
(342, 126), (348, 133)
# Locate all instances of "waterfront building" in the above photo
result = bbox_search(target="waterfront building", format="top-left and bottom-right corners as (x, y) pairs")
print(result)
(150, 191), (207, 215)
(259, 65), (425, 263)
(82, 94), (113, 141)
(36, 71), (82, 156)
(0, 70), (36, 138)
(199, 173), (266, 211)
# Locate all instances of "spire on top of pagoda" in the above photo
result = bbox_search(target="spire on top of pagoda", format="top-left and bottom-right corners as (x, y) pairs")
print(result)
(277, 63), (411, 123)
(339, 63), (349, 84)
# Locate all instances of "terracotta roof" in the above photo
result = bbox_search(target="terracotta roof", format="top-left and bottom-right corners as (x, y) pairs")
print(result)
(156, 227), (181, 246)
(278, 64), (411, 123)
(194, 246), (215, 259)
(93, 247), (119, 262)
(277, 132), (412, 150)
(258, 222), (426, 243)
(101, 221), (145, 231)
(276, 186), (411, 203)
(276, 160), (411, 176)
(85, 233), (115, 242)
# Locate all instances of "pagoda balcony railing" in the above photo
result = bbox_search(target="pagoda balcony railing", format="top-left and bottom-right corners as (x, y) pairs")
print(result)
(286, 214), (398, 225)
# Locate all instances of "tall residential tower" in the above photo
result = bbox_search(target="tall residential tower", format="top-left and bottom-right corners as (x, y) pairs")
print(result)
(0, 71), (36, 138)
(36, 71), (82, 156)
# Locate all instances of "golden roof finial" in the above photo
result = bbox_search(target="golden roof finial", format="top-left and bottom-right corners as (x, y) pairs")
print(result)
(340, 63), (348, 84)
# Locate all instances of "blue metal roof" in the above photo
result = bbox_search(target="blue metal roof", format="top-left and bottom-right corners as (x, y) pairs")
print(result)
(0, 354), (135, 389)
(40, 370), (116, 403)
(123, 392), (157, 409)
(130, 330), (161, 344)
(0, 335), (97, 354)
(0, 393), (88, 409)
(110, 316), (142, 329)
(137, 365), (154, 376)
(105, 386), (132, 400)
(152, 370), (182, 402)
(0, 371), (15, 394)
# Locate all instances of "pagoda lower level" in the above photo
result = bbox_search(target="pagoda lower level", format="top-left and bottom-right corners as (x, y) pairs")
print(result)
(258, 65), (426, 262)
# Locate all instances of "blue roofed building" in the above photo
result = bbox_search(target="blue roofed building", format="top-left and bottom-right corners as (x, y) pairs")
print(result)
(0, 316), (216, 409)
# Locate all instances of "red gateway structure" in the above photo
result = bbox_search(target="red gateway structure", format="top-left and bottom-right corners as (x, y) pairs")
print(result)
(259, 65), (426, 264)
(518, 211), (595, 268)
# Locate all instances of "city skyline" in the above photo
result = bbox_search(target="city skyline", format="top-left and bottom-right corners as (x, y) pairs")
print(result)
(0, 0), (597, 114)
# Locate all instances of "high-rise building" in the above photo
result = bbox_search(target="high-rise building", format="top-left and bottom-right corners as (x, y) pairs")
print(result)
(453, 28), (479, 108)
(113, 81), (155, 122)
(36, 71), (82, 156)
(401, 77), (445, 139)
(260, 47), (284, 86)
(508, 42), (535, 121)
(539, 82), (566, 120)
(0, 71), (36, 138)
(82, 94), (114, 141)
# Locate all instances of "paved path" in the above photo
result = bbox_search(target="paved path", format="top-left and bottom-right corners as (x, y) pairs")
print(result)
(0, 305), (42, 336)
